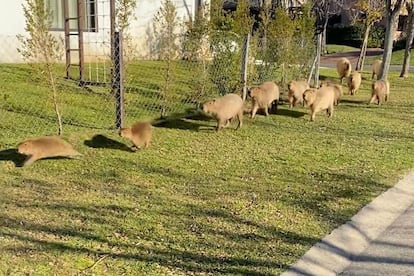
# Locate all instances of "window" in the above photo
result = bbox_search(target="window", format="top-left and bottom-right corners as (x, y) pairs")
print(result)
(47, 0), (97, 32)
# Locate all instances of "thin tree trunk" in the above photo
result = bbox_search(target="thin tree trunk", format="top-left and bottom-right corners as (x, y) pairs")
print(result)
(380, 0), (407, 80)
(400, 11), (414, 78)
(321, 13), (329, 55)
(314, 33), (322, 87)
(356, 24), (372, 71)
(380, 16), (397, 80)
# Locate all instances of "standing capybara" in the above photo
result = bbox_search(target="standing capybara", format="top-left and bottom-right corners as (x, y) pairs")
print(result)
(302, 87), (335, 121)
(320, 81), (343, 106)
(119, 121), (153, 150)
(369, 79), (390, 105)
(203, 93), (243, 131)
(347, 71), (362, 95)
(288, 80), (310, 108)
(336, 57), (352, 84)
(249, 81), (280, 118)
(372, 59), (383, 80)
(17, 136), (82, 166)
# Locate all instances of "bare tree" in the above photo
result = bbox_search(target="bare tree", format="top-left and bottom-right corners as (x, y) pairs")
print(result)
(314, 0), (345, 55)
(354, 0), (384, 71)
(18, 0), (64, 135)
(379, 0), (407, 80)
(400, 0), (414, 78)
(311, 0), (344, 86)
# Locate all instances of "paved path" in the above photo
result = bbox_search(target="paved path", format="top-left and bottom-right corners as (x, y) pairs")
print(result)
(320, 48), (414, 72)
(282, 171), (414, 276)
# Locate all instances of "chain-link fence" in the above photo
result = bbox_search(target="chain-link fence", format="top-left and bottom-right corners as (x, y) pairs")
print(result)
(0, 1), (315, 147)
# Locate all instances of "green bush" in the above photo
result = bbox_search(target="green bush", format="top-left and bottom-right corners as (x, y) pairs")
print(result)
(327, 24), (385, 48)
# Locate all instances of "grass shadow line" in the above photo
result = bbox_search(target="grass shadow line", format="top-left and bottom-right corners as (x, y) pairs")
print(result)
(84, 134), (133, 152)
(0, 148), (26, 167)
(275, 107), (307, 118)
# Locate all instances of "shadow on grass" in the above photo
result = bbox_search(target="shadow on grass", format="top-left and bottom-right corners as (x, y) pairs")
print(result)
(0, 149), (26, 167)
(275, 107), (307, 118)
(152, 118), (204, 131)
(340, 99), (368, 105)
(84, 134), (133, 152)
(152, 110), (212, 131)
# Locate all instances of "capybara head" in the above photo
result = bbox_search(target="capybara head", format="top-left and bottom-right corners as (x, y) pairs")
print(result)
(118, 127), (132, 138)
(249, 87), (261, 98)
(17, 140), (32, 155)
(303, 89), (317, 106)
(202, 99), (217, 114)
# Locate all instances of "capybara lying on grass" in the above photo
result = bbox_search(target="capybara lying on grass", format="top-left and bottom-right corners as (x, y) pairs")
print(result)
(17, 136), (81, 166)
(303, 87), (335, 121)
(119, 121), (153, 151)
(249, 81), (280, 118)
(347, 71), (362, 95)
(336, 57), (352, 84)
(369, 79), (390, 105)
(372, 60), (383, 80)
(203, 93), (243, 131)
(288, 80), (309, 108)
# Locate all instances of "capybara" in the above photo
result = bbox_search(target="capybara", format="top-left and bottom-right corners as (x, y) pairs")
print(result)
(347, 71), (362, 95)
(203, 93), (243, 131)
(369, 79), (390, 105)
(17, 136), (81, 166)
(288, 80), (310, 108)
(336, 57), (352, 83)
(303, 87), (335, 121)
(119, 121), (153, 150)
(320, 81), (343, 106)
(372, 59), (383, 80)
(249, 81), (280, 118)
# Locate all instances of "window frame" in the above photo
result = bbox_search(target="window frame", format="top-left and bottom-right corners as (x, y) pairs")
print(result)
(48, 0), (98, 33)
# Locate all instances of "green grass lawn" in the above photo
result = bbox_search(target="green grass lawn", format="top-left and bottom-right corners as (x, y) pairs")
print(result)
(1, 63), (414, 275)
(325, 44), (359, 54)
(359, 49), (414, 66)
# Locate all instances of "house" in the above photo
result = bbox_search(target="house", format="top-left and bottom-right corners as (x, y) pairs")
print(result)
(0, 0), (208, 63)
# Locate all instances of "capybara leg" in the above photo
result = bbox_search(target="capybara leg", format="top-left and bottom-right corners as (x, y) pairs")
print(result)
(377, 96), (381, 105)
(216, 119), (225, 131)
(236, 111), (243, 130)
(368, 95), (376, 105)
(23, 155), (37, 167)
(289, 98), (294, 108)
(251, 105), (258, 119)
(327, 106), (333, 118)
(264, 106), (269, 116)
(223, 119), (231, 128)
(271, 100), (278, 114)
(310, 111), (316, 121)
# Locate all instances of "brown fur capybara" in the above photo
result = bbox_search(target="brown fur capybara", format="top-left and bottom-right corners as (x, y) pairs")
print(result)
(336, 57), (352, 84)
(372, 59), (383, 80)
(17, 136), (82, 166)
(203, 93), (243, 131)
(369, 79), (390, 105)
(119, 121), (152, 150)
(249, 81), (280, 118)
(302, 87), (335, 121)
(320, 81), (343, 106)
(347, 71), (362, 95)
(288, 80), (310, 108)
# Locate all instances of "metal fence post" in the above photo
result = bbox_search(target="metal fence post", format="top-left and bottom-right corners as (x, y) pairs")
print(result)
(113, 31), (124, 129)
(241, 33), (250, 101)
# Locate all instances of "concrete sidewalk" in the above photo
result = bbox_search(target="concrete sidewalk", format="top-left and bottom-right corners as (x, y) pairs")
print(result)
(282, 170), (414, 276)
